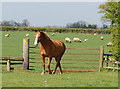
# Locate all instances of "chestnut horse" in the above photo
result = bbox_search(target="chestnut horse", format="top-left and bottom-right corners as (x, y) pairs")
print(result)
(34, 30), (66, 75)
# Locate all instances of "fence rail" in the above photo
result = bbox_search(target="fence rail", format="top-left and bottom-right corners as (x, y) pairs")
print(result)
(65, 53), (99, 55)
(29, 47), (100, 50)
(67, 48), (100, 50)
(29, 61), (99, 65)
(0, 57), (23, 61)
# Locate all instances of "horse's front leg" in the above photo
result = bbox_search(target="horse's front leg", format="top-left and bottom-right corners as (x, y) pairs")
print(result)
(47, 57), (52, 74)
(41, 55), (45, 75)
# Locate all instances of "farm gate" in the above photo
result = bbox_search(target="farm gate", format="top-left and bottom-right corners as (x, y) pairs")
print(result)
(27, 38), (103, 72)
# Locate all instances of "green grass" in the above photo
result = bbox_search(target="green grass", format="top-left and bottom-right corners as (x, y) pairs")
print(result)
(1, 31), (118, 87)
(2, 70), (118, 87)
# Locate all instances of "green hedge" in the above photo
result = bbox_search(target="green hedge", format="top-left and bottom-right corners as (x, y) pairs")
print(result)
(111, 24), (120, 62)
(1, 26), (111, 34)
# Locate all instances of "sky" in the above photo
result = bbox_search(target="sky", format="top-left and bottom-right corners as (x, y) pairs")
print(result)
(2, 2), (106, 27)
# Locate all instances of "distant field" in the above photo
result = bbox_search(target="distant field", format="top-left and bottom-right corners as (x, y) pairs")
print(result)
(2, 31), (111, 57)
(1, 31), (118, 87)
(2, 31), (112, 70)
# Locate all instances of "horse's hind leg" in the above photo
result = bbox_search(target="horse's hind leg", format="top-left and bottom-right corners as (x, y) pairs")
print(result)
(58, 62), (62, 74)
(47, 57), (52, 74)
(52, 61), (59, 74)
(52, 57), (62, 74)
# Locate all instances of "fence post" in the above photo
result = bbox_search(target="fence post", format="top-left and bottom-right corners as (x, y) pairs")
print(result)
(7, 60), (11, 71)
(23, 38), (29, 70)
(99, 45), (104, 72)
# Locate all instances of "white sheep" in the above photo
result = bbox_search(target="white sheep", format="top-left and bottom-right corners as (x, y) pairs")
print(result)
(26, 34), (30, 36)
(107, 42), (113, 46)
(84, 38), (88, 42)
(5, 34), (10, 37)
(52, 33), (55, 36)
(94, 33), (97, 36)
(65, 37), (71, 43)
(73, 37), (81, 42)
(101, 36), (104, 40)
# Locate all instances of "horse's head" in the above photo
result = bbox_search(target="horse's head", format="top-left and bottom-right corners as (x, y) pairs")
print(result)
(34, 30), (50, 46)
(34, 30), (42, 46)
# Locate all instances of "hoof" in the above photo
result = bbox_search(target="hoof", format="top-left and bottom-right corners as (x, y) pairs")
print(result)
(49, 72), (52, 74)
(60, 72), (63, 74)
(52, 71), (55, 74)
(41, 72), (45, 75)
(48, 70), (52, 74)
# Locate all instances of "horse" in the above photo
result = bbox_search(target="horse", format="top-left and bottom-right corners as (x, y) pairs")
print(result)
(34, 30), (66, 75)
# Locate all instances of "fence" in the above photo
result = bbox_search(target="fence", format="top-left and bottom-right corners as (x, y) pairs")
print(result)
(1, 38), (104, 72)
(0, 57), (23, 71)
(103, 54), (120, 71)
(28, 39), (104, 72)
(0, 38), (29, 71)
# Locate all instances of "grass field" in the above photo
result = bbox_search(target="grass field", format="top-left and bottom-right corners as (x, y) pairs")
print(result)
(1, 31), (118, 87)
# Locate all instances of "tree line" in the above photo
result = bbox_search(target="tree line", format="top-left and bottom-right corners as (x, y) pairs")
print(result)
(0, 19), (109, 29)
(0, 19), (29, 27)
(66, 21), (96, 29)
(66, 21), (109, 29)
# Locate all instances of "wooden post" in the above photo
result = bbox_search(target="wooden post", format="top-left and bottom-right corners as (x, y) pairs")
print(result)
(7, 60), (10, 71)
(99, 45), (104, 72)
(113, 63), (115, 72)
(23, 38), (29, 70)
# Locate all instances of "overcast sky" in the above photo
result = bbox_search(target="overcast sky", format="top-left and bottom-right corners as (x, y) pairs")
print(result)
(2, 2), (105, 27)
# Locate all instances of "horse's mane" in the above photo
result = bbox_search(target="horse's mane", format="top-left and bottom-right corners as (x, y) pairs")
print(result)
(40, 31), (50, 40)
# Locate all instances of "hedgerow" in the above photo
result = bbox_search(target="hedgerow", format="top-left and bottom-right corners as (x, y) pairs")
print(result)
(1, 26), (111, 34)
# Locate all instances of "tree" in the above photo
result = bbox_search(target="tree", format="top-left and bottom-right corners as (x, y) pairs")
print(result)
(21, 19), (29, 27)
(98, 1), (119, 26)
(101, 24), (108, 29)
(66, 21), (87, 28)
(99, 1), (120, 61)
(1, 20), (11, 26)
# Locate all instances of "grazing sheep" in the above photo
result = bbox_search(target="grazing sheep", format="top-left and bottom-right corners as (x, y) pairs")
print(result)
(65, 37), (71, 43)
(107, 42), (113, 46)
(94, 33), (97, 36)
(101, 36), (104, 40)
(73, 37), (81, 42)
(5, 34), (10, 37)
(52, 33), (55, 36)
(84, 38), (88, 42)
(26, 34), (30, 36)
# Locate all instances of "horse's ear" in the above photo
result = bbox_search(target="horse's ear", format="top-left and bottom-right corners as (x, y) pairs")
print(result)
(35, 30), (37, 32)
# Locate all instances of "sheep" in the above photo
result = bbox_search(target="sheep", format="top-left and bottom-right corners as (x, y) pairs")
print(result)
(5, 34), (10, 37)
(84, 38), (88, 42)
(107, 42), (113, 46)
(101, 36), (104, 40)
(94, 33), (97, 36)
(26, 34), (30, 36)
(65, 37), (71, 43)
(73, 37), (81, 42)
(52, 33), (55, 36)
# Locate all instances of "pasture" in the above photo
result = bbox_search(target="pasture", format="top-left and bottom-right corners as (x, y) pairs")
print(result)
(1, 31), (118, 87)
